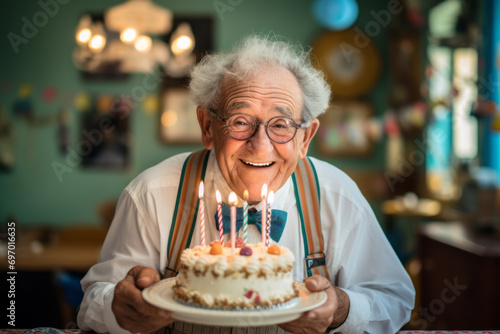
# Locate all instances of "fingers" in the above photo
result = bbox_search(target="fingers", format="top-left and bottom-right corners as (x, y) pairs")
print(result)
(279, 275), (337, 333)
(112, 266), (174, 333)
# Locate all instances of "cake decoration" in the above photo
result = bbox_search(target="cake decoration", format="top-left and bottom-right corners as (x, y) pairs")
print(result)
(210, 242), (222, 255)
(243, 190), (249, 244)
(198, 181), (205, 246)
(267, 244), (281, 255)
(173, 243), (297, 309)
(216, 190), (224, 244)
(239, 246), (252, 256)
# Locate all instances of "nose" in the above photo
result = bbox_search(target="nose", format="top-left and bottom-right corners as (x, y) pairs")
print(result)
(247, 123), (273, 157)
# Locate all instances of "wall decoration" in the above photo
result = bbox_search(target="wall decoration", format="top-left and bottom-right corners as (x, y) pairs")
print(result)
(312, 0), (359, 30)
(317, 100), (374, 156)
(311, 28), (381, 98)
(142, 95), (159, 115)
(74, 92), (91, 112)
(159, 78), (201, 144)
(57, 108), (71, 154)
(80, 95), (132, 169)
(388, 28), (422, 106)
(41, 86), (58, 104)
(13, 83), (34, 122)
(0, 106), (15, 172)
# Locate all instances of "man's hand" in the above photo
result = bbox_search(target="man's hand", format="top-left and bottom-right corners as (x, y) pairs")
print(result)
(279, 275), (350, 334)
(112, 266), (175, 333)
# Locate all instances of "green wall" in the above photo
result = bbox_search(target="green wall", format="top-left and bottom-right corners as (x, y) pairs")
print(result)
(0, 0), (390, 226)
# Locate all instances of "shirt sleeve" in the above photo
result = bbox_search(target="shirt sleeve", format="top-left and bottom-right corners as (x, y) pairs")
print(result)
(329, 202), (415, 333)
(77, 187), (162, 334)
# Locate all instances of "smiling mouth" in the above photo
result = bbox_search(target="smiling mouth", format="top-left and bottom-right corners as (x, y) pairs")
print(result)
(242, 160), (274, 167)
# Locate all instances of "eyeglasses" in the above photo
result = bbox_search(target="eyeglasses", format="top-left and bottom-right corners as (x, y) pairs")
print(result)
(208, 109), (307, 144)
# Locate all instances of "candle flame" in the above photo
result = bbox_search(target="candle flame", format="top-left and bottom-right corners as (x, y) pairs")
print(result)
(268, 191), (274, 205)
(198, 181), (204, 199)
(228, 192), (238, 206)
(243, 189), (249, 201)
(261, 184), (267, 199)
(216, 190), (222, 204)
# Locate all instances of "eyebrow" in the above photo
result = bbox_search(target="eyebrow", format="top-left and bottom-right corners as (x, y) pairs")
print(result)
(226, 103), (293, 118)
(226, 102), (249, 113)
(274, 106), (293, 118)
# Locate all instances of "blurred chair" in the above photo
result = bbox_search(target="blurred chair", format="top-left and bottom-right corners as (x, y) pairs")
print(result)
(97, 199), (118, 228)
(56, 224), (108, 245)
(55, 270), (85, 328)
(54, 221), (110, 326)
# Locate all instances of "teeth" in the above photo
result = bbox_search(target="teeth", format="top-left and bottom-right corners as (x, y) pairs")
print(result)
(244, 161), (273, 167)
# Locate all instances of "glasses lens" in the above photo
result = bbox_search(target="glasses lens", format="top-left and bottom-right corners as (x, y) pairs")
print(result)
(226, 114), (255, 139)
(268, 117), (297, 143)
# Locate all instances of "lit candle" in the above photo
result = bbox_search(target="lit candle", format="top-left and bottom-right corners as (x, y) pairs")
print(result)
(243, 190), (249, 245)
(229, 192), (238, 255)
(216, 190), (223, 244)
(198, 181), (205, 246)
(266, 191), (274, 247)
(261, 184), (267, 247)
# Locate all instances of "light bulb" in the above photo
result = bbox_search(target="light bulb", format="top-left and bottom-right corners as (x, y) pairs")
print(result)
(171, 36), (193, 55)
(89, 35), (106, 52)
(77, 29), (92, 43)
(88, 21), (106, 53)
(170, 23), (195, 56)
(120, 28), (137, 43)
(135, 35), (152, 52)
(161, 110), (178, 127)
(75, 14), (92, 45)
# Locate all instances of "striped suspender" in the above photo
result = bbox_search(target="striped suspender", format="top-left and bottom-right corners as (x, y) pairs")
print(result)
(164, 149), (210, 278)
(165, 151), (329, 280)
(292, 157), (329, 279)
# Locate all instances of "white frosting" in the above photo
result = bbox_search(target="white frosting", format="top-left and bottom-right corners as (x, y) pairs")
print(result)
(174, 243), (297, 308)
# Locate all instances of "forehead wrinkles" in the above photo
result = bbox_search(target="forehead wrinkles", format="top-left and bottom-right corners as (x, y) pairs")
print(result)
(223, 84), (301, 111)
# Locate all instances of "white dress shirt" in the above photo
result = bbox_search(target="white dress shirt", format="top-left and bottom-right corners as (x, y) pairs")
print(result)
(77, 151), (415, 334)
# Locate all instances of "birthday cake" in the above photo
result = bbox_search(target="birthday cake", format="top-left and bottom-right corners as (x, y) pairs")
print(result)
(173, 242), (298, 309)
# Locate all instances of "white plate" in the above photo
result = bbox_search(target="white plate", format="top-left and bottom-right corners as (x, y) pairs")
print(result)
(142, 277), (327, 327)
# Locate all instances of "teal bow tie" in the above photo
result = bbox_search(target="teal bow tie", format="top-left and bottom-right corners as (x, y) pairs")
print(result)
(215, 202), (287, 242)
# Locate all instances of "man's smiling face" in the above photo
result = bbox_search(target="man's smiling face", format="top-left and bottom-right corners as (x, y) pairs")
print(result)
(197, 65), (319, 203)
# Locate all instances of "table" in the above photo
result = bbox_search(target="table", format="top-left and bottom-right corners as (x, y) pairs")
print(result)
(2, 329), (499, 333)
(418, 222), (500, 330)
(0, 226), (107, 329)
(0, 226), (106, 271)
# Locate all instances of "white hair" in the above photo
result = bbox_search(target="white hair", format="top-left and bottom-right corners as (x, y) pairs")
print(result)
(189, 35), (331, 123)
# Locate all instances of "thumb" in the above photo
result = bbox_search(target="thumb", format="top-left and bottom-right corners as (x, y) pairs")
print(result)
(304, 275), (329, 292)
(127, 265), (161, 289)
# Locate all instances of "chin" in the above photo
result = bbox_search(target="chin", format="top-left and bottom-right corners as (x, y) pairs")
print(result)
(243, 181), (277, 201)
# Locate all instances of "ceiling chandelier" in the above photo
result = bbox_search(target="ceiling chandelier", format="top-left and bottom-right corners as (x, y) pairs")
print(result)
(73, 0), (195, 76)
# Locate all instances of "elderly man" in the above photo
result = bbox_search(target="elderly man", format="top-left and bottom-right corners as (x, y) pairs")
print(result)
(78, 36), (414, 334)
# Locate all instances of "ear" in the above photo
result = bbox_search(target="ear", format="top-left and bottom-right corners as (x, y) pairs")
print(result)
(197, 107), (214, 150)
(298, 119), (319, 159)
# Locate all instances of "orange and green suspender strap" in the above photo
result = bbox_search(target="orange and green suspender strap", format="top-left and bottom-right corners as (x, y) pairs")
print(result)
(164, 149), (211, 278)
(291, 157), (329, 280)
(164, 148), (329, 279)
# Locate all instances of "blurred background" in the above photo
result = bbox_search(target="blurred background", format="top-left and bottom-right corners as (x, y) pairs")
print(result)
(0, 0), (499, 330)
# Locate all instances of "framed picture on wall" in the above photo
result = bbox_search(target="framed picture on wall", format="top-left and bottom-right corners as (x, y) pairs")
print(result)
(81, 94), (132, 169)
(317, 100), (374, 157)
(159, 78), (202, 144)
(157, 15), (213, 145)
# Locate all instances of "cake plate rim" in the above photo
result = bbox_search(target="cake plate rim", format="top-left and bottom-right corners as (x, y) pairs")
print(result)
(142, 277), (327, 327)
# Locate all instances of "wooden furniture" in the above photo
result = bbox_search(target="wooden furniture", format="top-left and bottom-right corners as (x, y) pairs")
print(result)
(418, 222), (500, 330)
(0, 225), (107, 328)
(0, 225), (106, 271)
